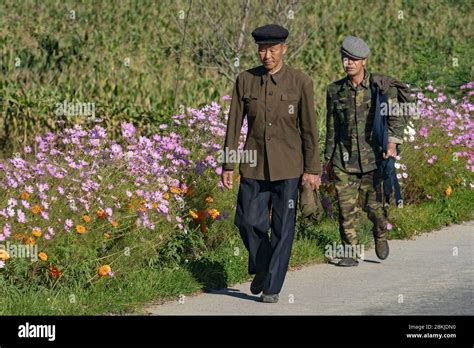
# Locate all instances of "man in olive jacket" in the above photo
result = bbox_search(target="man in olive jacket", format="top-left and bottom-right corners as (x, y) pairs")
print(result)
(221, 24), (321, 303)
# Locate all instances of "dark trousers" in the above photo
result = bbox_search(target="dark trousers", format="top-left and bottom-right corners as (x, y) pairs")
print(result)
(234, 176), (300, 295)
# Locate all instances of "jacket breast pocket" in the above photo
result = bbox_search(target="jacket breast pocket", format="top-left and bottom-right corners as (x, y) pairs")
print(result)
(243, 94), (259, 118)
(281, 93), (299, 118)
(334, 105), (348, 127)
(334, 104), (351, 139)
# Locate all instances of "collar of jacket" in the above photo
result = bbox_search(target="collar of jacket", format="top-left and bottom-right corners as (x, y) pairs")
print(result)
(342, 69), (371, 91)
(260, 62), (288, 85)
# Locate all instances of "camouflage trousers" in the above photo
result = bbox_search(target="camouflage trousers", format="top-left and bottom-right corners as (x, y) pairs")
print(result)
(332, 166), (388, 246)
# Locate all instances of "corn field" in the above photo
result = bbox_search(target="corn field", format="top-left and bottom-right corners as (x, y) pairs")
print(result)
(1, 0), (472, 155)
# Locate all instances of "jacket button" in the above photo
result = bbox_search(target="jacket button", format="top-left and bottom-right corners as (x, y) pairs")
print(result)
(268, 122), (272, 126)
(269, 91), (273, 96)
(267, 107), (272, 112)
(267, 137), (271, 141)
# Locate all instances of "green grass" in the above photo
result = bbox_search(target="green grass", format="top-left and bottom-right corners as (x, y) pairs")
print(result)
(2, 188), (471, 315)
(388, 187), (474, 239)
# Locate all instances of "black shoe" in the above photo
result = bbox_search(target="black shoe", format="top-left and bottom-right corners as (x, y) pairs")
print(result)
(250, 272), (266, 295)
(375, 239), (390, 260)
(337, 257), (359, 267)
(260, 293), (279, 303)
(383, 203), (389, 218)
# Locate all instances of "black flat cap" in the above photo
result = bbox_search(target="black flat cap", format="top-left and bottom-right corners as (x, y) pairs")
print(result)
(251, 24), (289, 44)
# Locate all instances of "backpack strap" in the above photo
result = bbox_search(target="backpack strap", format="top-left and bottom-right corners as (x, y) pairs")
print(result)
(370, 81), (389, 154)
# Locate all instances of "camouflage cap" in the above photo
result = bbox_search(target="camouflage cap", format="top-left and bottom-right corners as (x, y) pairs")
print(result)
(340, 35), (371, 60)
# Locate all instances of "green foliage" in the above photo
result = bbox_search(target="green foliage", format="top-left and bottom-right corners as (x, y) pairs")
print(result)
(0, 0), (472, 315)
(1, 0), (473, 154)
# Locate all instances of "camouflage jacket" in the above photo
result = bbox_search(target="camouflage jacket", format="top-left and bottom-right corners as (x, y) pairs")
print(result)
(324, 70), (404, 173)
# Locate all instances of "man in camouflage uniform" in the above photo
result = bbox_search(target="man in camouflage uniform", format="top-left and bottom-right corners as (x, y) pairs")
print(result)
(324, 36), (404, 266)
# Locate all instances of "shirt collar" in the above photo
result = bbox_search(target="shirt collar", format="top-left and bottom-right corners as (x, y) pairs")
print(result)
(261, 62), (287, 85)
(345, 69), (371, 90)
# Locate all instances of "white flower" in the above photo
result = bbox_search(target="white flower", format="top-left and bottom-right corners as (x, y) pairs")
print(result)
(7, 198), (18, 207)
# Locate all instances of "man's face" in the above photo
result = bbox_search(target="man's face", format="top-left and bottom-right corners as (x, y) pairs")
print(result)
(342, 55), (367, 77)
(258, 43), (288, 70)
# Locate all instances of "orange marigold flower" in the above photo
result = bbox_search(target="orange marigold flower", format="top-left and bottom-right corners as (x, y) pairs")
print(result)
(31, 204), (42, 214)
(20, 192), (30, 200)
(96, 209), (107, 219)
(205, 195), (214, 203)
(98, 265), (112, 277)
(186, 185), (195, 197)
(197, 210), (206, 221)
(0, 250), (10, 261)
(189, 209), (199, 219)
(48, 266), (62, 279)
(32, 228), (42, 237)
(445, 186), (453, 196)
(170, 187), (182, 195)
(110, 220), (118, 228)
(208, 208), (220, 220)
(151, 202), (158, 209)
(103, 233), (111, 240)
(24, 237), (35, 246)
(76, 225), (86, 234)
(38, 252), (48, 261)
(163, 192), (170, 200)
(83, 215), (91, 222)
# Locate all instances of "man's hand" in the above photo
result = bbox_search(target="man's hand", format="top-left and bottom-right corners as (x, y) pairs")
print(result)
(301, 173), (321, 191)
(383, 143), (397, 159)
(221, 170), (234, 189)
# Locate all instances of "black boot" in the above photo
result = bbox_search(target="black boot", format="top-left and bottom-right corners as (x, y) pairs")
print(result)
(250, 272), (266, 295)
(337, 257), (359, 267)
(375, 239), (390, 260)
